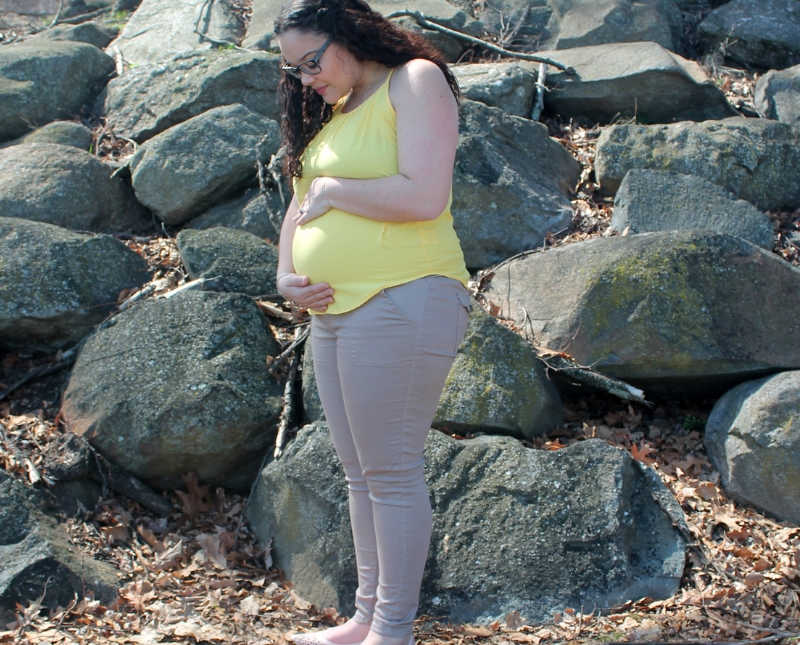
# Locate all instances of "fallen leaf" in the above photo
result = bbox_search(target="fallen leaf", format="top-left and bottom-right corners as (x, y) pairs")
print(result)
(240, 595), (261, 616)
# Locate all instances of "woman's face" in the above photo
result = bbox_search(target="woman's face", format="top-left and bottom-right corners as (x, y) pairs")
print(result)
(277, 29), (355, 104)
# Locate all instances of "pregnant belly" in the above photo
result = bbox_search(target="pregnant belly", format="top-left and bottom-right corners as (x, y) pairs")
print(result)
(292, 210), (386, 286)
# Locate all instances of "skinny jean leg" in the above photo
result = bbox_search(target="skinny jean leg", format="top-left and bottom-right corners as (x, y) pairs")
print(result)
(314, 276), (470, 639)
(311, 316), (378, 625)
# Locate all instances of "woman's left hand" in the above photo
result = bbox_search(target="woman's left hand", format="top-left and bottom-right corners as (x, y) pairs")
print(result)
(294, 176), (334, 225)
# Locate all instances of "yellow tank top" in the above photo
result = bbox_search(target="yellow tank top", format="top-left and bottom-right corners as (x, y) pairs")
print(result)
(291, 68), (469, 315)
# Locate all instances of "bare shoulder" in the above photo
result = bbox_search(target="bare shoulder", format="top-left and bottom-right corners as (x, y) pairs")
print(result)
(389, 58), (454, 108)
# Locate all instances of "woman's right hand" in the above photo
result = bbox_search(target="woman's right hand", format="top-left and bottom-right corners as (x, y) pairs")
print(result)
(277, 273), (335, 312)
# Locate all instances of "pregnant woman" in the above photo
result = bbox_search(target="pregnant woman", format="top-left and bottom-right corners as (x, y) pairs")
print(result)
(274, 2), (470, 644)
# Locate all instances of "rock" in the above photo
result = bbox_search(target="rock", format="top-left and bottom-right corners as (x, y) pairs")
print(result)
(452, 63), (536, 117)
(2, 120), (94, 150)
(434, 306), (562, 440)
(0, 471), (119, 623)
(301, 342), (324, 424)
(704, 371), (800, 524)
(0, 143), (150, 232)
(699, 0), (800, 70)
(755, 64), (800, 127)
(0, 217), (151, 352)
(99, 49), (282, 142)
(595, 117), (800, 211)
(247, 423), (687, 623)
(538, 42), (737, 124)
(183, 187), (280, 242)
(477, 0), (683, 52)
(104, 0), (243, 67)
(0, 40), (114, 142)
(371, 1), (484, 62)
(301, 304), (564, 439)
(454, 100), (579, 269)
(60, 290), (284, 490)
(610, 169), (774, 249)
(244, 0), (481, 59)
(483, 231), (800, 393)
(129, 104), (280, 226)
(28, 20), (117, 48)
(176, 227), (279, 298)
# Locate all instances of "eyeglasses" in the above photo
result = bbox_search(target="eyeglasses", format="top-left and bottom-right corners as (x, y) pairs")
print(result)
(281, 37), (332, 79)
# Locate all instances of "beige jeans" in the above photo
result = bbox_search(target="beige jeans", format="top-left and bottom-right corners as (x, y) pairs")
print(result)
(310, 275), (470, 639)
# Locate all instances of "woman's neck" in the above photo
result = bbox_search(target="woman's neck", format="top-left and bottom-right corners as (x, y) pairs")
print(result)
(345, 61), (390, 109)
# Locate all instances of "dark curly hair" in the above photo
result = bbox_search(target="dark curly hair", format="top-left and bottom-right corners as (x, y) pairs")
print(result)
(274, 0), (460, 179)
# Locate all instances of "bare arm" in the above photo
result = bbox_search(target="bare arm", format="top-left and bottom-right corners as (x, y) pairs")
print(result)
(276, 195), (334, 311)
(295, 59), (459, 225)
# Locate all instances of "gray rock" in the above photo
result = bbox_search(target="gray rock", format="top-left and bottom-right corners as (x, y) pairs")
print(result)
(184, 187), (280, 241)
(538, 41), (737, 124)
(0, 0), (61, 13)
(301, 304), (564, 440)
(99, 49), (281, 142)
(0, 471), (119, 624)
(0, 143), (150, 232)
(434, 305), (562, 439)
(755, 64), (800, 127)
(545, 0), (683, 52)
(452, 63), (536, 117)
(244, 0), (481, 60)
(610, 169), (774, 250)
(483, 231), (800, 393)
(10, 120), (93, 150)
(0, 217), (151, 352)
(705, 371), (800, 524)
(454, 100), (579, 269)
(60, 290), (284, 490)
(129, 104), (280, 226)
(28, 20), (117, 48)
(595, 117), (800, 211)
(0, 40), (114, 142)
(105, 0), (243, 67)
(247, 423), (687, 623)
(477, 0), (682, 52)
(301, 342), (324, 424)
(699, 0), (800, 70)
(176, 227), (279, 297)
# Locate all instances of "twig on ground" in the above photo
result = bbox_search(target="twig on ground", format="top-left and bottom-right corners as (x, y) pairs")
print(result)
(386, 10), (574, 72)
(273, 327), (304, 460)
(531, 61), (546, 121)
(0, 347), (78, 402)
(48, 0), (65, 29)
(267, 325), (309, 376)
(57, 7), (111, 24)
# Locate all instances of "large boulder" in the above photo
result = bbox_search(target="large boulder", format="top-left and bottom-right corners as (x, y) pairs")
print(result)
(60, 290), (284, 490)
(243, 0), (481, 60)
(183, 187), (281, 242)
(104, 0), (243, 67)
(452, 63), (536, 118)
(10, 120), (93, 150)
(477, 0), (683, 52)
(0, 471), (119, 624)
(176, 227), (279, 298)
(129, 104), (280, 226)
(538, 41), (737, 124)
(98, 49), (282, 143)
(433, 306), (563, 440)
(0, 40), (114, 142)
(248, 423), (687, 623)
(0, 218), (150, 352)
(609, 169), (774, 250)
(698, 0), (800, 70)
(28, 20), (118, 48)
(704, 371), (800, 524)
(454, 100), (579, 269)
(0, 143), (149, 232)
(301, 304), (564, 439)
(483, 231), (800, 393)
(755, 64), (800, 127)
(595, 117), (800, 211)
